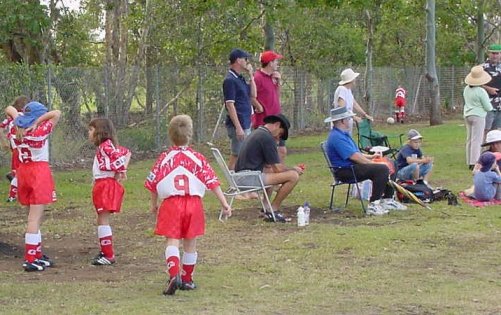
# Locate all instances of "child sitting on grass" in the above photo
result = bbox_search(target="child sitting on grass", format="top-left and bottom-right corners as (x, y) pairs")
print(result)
(144, 114), (231, 296)
(471, 152), (501, 201)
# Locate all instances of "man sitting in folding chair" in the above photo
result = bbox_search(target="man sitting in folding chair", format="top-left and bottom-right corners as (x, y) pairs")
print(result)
(325, 107), (404, 215)
(235, 114), (303, 222)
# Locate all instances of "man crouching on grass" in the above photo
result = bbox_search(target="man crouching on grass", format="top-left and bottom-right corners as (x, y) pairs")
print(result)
(234, 114), (304, 222)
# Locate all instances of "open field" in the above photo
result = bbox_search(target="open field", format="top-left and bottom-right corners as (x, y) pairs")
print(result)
(1, 119), (500, 314)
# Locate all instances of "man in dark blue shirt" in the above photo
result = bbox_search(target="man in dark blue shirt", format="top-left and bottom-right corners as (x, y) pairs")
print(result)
(325, 107), (395, 215)
(223, 48), (257, 170)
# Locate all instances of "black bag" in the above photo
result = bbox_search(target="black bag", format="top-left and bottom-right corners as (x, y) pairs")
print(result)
(397, 181), (434, 203)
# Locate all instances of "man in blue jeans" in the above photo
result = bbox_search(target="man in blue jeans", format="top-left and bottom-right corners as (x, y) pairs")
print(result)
(396, 129), (434, 186)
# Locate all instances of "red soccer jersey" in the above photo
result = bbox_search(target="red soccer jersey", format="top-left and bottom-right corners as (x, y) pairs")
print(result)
(144, 146), (220, 199)
(93, 139), (131, 179)
(16, 121), (54, 163)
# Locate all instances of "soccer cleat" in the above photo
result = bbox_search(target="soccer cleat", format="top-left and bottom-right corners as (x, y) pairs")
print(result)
(91, 252), (115, 265)
(163, 275), (180, 296)
(180, 281), (197, 291)
(263, 211), (291, 223)
(23, 260), (45, 272)
(6, 197), (16, 202)
(36, 255), (54, 267)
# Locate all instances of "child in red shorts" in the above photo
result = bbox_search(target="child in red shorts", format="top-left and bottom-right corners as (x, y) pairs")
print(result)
(88, 118), (131, 265)
(145, 114), (231, 296)
(394, 85), (407, 123)
(1, 95), (30, 202)
(6, 101), (61, 272)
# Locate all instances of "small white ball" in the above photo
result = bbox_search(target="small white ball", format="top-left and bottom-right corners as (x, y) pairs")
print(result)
(386, 117), (395, 124)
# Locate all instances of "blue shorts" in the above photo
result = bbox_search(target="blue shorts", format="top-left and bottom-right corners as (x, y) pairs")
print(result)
(397, 162), (433, 181)
(227, 125), (251, 155)
(485, 110), (501, 130)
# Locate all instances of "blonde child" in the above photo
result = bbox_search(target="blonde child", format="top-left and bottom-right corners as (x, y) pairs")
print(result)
(5, 102), (61, 272)
(88, 118), (131, 265)
(145, 114), (231, 296)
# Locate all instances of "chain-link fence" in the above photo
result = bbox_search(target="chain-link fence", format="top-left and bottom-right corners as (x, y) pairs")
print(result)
(0, 64), (470, 166)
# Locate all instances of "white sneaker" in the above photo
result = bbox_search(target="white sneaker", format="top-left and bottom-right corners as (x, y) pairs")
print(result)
(366, 201), (389, 216)
(381, 198), (408, 211)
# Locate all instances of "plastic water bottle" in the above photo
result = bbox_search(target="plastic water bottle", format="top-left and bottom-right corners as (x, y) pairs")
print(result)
(297, 206), (305, 227)
(303, 202), (310, 225)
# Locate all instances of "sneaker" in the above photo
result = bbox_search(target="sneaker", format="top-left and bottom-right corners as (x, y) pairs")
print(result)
(91, 252), (115, 265)
(381, 198), (408, 211)
(366, 201), (389, 216)
(36, 254), (54, 267)
(263, 211), (291, 223)
(163, 275), (180, 296)
(180, 281), (197, 291)
(23, 260), (45, 272)
(6, 197), (16, 202)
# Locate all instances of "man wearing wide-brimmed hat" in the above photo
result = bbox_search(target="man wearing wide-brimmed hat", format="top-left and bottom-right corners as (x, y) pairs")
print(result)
(331, 68), (373, 135)
(482, 44), (501, 131)
(463, 65), (493, 168)
(324, 107), (398, 215)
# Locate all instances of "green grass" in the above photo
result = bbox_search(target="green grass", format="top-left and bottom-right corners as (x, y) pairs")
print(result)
(1, 119), (500, 314)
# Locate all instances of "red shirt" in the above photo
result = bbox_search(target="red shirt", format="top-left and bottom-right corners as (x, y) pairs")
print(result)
(145, 146), (220, 199)
(253, 70), (281, 127)
(93, 139), (130, 179)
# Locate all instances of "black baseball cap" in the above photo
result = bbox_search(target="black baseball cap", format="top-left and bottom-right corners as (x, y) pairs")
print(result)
(263, 114), (291, 140)
(229, 48), (251, 63)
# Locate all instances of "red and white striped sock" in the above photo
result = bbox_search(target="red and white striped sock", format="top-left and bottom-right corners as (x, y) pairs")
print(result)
(97, 225), (114, 259)
(165, 246), (180, 278)
(181, 251), (197, 283)
(24, 233), (39, 263)
(8, 177), (17, 198)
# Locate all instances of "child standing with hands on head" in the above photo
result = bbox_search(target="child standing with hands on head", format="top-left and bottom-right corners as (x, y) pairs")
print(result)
(88, 118), (131, 266)
(145, 114), (231, 296)
(5, 102), (61, 272)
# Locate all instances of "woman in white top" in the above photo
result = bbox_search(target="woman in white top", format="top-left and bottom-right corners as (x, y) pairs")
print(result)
(332, 68), (373, 134)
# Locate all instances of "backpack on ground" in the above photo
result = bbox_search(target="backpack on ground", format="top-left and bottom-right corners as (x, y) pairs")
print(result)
(397, 180), (434, 203)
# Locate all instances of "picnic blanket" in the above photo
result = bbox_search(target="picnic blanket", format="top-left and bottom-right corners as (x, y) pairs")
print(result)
(459, 192), (501, 207)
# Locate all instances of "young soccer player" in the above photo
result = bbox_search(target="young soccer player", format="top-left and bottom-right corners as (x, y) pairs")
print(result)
(5, 101), (61, 272)
(145, 114), (231, 296)
(1, 95), (30, 202)
(88, 118), (131, 265)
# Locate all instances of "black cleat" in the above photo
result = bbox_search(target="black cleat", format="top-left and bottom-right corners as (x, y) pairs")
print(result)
(163, 275), (180, 296)
(180, 281), (197, 291)
(37, 255), (54, 267)
(91, 252), (115, 265)
(23, 260), (45, 272)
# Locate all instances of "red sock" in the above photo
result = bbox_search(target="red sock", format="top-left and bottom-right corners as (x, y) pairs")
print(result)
(97, 225), (114, 259)
(181, 252), (197, 283)
(24, 233), (39, 263)
(100, 235), (114, 259)
(165, 245), (180, 278)
(181, 264), (195, 283)
(8, 185), (17, 198)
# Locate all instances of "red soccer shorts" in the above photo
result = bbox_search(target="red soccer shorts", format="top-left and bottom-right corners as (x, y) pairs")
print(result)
(11, 149), (20, 171)
(155, 195), (205, 239)
(395, 97), (406, 108)
(92, 178), (124, 213)
(17, 162), (56, 206)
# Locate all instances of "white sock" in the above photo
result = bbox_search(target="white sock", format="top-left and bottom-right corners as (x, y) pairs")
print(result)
(97, 225), (112, 238)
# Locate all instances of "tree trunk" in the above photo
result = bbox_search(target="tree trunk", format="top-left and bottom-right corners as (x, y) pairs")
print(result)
(425, 0), (442, 126)
(365, 9), (374, 115)
(475, 0), (485, 64)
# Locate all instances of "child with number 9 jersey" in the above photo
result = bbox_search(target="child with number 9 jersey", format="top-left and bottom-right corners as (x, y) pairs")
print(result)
(5, 102), (61, 272)
(88, 118), (131, 266)
(145, 114), (231, 296)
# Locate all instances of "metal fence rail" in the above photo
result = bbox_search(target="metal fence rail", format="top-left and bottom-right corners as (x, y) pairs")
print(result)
(0, 64), (470, 166)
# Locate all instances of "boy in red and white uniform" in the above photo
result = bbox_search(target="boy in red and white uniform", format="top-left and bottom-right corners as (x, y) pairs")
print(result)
(1, 96), (30, 202)
(145, 114), (231, 296)
(88, 118), (131, 266)
(394, 85), (407, 123)
(6, 101), (61, 272)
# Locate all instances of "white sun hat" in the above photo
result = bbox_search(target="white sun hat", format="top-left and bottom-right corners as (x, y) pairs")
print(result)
(339, 68), (360, 85)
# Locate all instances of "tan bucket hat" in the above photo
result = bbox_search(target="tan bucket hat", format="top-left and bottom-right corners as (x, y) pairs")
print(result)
(339, 68), (360, 85)
(464, 65), (492, 86)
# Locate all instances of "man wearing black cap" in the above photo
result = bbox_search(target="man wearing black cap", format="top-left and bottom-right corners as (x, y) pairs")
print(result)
(223, 48), (257, 170)
(235, 114), (303, 221)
